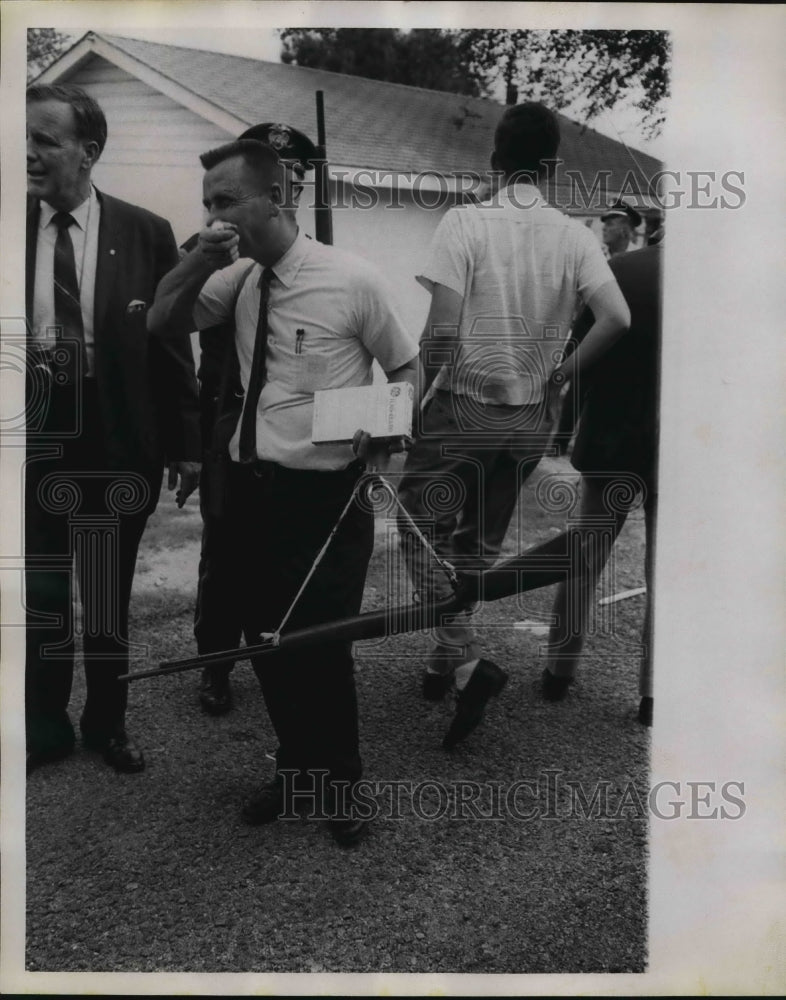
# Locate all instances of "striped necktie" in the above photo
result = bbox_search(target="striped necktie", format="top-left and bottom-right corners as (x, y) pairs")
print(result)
(238, 267), (275, 463)
(52, 211), (86, 381)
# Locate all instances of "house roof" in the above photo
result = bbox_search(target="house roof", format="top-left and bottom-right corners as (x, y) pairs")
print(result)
(40, 31), (662, 203)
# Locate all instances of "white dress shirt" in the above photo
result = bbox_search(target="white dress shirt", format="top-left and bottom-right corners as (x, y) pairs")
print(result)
(194, 231), (419, 470)
(32, 186), (100, 376)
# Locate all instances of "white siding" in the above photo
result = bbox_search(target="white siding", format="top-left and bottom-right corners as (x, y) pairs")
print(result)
(330, 182), (436, 334)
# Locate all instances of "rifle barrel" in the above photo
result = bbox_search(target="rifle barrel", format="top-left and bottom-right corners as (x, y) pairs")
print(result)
(314, 89), (333, 245)
(120, 529), (586, 683)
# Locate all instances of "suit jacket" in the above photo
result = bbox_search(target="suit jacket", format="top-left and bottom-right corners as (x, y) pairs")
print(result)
(26, 190), (200, 501)
(179, 229), (243, 446)
(570, 244), (662, 480)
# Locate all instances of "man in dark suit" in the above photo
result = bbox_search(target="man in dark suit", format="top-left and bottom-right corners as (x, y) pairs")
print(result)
(25, 83), (201, 772)
(543, 240), (662, 725)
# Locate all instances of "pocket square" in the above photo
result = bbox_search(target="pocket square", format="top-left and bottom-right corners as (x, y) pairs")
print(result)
(126, 299), (147, 315)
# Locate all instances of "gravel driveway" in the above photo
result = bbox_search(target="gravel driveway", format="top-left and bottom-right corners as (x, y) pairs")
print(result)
(26, 459), (650, 975)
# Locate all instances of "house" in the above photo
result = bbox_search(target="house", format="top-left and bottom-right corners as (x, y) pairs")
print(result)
(34, 32), (663, 330)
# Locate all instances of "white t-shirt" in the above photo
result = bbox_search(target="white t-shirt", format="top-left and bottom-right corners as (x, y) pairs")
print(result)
(418, 184), (615, 405)
(194, 231), (419, 469)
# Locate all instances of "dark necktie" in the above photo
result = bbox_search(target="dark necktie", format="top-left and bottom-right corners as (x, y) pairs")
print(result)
(238, 267), (275, 463)
(52, 211), (86, 381)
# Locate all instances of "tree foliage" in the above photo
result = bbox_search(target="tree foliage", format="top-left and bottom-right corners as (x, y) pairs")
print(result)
(279, 28), (669, 138)
(27, 28), (71, 81)
(461, 29), (670, 138)
(280, 28), (488, 97)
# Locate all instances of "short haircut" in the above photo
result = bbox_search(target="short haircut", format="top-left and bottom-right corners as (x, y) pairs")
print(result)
(494, 102), (561, 181)
(26, 83), (108, 157)
(200, 139), (284, 191)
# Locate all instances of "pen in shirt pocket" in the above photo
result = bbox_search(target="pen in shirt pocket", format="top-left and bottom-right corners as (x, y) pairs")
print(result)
(295, 328), (305, 354)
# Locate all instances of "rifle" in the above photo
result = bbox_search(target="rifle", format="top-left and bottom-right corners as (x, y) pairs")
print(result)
(120, 527), (589, 682)
(313, 90), (333, 246)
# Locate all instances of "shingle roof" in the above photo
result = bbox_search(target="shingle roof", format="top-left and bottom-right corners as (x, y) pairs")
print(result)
(64, 32), (662, 197)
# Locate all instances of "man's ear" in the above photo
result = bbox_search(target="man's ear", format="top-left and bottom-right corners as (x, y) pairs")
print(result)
(81, 140), (100, 171)
(490, 150), (500, 172)
(268, 182), (284, 217)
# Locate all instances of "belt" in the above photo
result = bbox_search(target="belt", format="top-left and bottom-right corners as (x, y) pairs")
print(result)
(231, 458), (365, 483)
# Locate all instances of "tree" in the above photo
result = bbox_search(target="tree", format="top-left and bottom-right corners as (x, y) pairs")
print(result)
(27, 28), (71, 81)
(279, 28), (487, 97)
(279, 28), (669, 138)
(460, 29), (670, 138)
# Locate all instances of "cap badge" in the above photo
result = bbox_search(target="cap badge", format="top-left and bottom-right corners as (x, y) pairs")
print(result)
(267, 125), (291, 151)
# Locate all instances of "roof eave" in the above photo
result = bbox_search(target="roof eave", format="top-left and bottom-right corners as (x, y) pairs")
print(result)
(36, 32), (249, 136)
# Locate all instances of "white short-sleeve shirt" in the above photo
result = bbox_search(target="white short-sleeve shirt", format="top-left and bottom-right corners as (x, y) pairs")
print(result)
(194, 231), (419, 469)
(418, 184), (615, 405)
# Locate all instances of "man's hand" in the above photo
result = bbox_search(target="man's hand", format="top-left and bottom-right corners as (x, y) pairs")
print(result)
(545, 368), (567, 428)
(148, 223), (239, 336)
(167, 461), (201, 508)
(197, 221), (240, 272)
(352, 430), (412, 473)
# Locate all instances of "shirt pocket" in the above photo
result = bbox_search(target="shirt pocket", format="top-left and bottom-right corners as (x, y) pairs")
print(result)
(288, 329), (337, 393)
(293, 351), (332, 393)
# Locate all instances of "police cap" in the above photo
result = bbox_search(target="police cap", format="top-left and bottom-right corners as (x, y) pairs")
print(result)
(237, 122), (318, 178)
(601, 200), (643, 228)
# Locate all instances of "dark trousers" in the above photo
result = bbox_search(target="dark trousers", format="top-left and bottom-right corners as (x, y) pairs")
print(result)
(193, 389), (244, 660)
(219, 460), (374, 786)
(193, 459), (244, 659)
(25, 381), (153, 752)
(547, 473), (657, 697)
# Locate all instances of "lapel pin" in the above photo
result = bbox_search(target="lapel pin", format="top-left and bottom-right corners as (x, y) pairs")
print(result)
(109, 249), (116, 255)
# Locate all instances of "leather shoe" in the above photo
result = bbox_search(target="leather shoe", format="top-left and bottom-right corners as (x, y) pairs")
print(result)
(638, 696), (653, 727)
(198, 666), (233, 716)
(325, 782), (368, 847)
(421, 669), (453, 701)
(328, 816), (368, 847)
(442, 658), (508, 749)
(541, 667), (574, 702)
(82, 727), (145, 773)
(241, 780), (287, 825)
